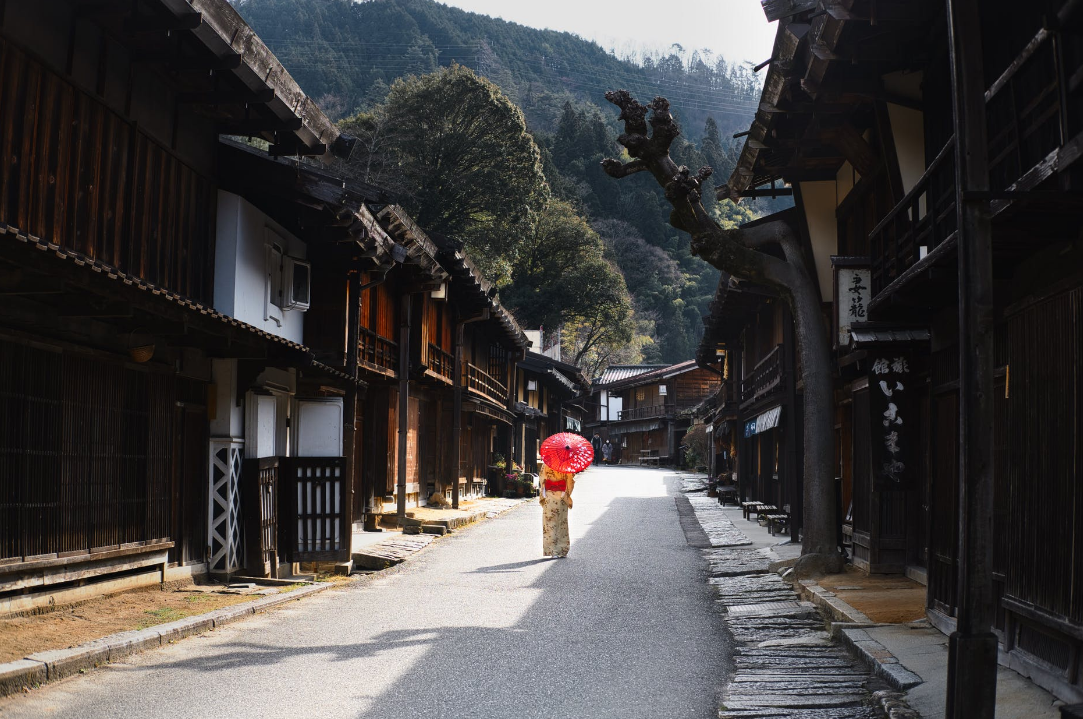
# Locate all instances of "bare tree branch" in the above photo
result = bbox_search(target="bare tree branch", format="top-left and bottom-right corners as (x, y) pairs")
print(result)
(601, 89), (842, 573)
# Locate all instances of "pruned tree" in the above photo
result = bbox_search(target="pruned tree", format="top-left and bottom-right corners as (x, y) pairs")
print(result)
(602, 90), (841, 574)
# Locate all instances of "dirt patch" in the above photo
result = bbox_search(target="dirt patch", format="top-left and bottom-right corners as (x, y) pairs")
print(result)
(818, 566), (927, 624)
(0, 579), (296, 664)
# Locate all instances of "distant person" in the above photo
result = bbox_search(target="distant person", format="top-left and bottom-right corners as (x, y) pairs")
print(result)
(591, 433), (602, 465)
(601, 439), (614, 464)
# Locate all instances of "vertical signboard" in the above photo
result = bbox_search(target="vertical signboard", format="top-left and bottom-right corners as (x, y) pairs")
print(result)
(868, 352), (911, 485)
(837, 267), (871, 347)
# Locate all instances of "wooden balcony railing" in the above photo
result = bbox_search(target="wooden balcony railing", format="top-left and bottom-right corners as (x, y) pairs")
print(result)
(984, 25), (1069, 192)
(463, 362), (507, 404)
(618, 404), (669, 421)
(358, 327), (398, 374)
(741, 344), (783, 407)
(869, 138), (957, 298)
(428, 343), (454, 382)
(871, 21), (1082, 301)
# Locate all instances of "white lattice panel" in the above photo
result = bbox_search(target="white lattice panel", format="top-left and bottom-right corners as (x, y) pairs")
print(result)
(209, 439), (244, 573)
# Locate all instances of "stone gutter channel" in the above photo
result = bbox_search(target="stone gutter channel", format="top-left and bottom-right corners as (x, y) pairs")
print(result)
(677, 476), (920, 719)
(0, 498), (525, 698)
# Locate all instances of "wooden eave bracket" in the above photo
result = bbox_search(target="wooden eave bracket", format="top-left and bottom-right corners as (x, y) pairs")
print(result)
(182, 0), (347, 160)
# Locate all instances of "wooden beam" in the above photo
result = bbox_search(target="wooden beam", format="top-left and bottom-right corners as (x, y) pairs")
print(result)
(123, 12), (202, 33)
(57, 300), (132, 318)
(268, 141), (326, 157)
(219, 116), (302, 134)
(761, 0), (817, 22)
(0, 276), (65, 295)
(134, 50), (242, 71)
(177, 88), (274, 105)
(820, 124), (880, 176)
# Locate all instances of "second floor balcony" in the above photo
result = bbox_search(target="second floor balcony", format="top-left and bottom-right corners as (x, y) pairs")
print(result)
(463, 362), (507, 405)
(741, 344), (783, 408)
(359, 327), (398, 376)
(428, 343), (454, 383)
(617, 404), (670, 421)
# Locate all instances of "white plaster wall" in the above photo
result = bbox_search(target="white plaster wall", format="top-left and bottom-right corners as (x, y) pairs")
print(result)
(888, 103), (927, 214)
(798, 181), (839, 301)
(209, 359), (243, 440)
(214, 191), (306, 344)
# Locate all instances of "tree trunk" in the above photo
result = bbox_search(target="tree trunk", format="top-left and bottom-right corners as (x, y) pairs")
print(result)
(601, 91), (841, 573)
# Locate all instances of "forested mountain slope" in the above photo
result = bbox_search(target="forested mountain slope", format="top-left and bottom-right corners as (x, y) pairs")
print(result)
(235, 0), (789, 365)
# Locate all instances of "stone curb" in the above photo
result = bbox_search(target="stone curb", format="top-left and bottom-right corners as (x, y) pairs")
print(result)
(0, 582), (331, 697)
(796, 579), (875, 625)
(837, 628), (924, 691)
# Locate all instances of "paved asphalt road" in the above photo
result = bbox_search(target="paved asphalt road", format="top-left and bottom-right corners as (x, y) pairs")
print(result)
(0, 466), (730, 719)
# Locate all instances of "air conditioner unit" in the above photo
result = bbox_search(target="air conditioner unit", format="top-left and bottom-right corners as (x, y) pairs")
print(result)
(282, 256), (311, 311)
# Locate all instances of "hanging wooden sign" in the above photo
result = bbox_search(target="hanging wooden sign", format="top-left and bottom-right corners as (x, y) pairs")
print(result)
(868, 352), (911, 486)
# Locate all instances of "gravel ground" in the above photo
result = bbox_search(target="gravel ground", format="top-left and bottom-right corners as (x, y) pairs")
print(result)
(0, 466), (730, 719)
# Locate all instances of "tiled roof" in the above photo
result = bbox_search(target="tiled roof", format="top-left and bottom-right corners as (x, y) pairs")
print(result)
(596, 364), (667, 386)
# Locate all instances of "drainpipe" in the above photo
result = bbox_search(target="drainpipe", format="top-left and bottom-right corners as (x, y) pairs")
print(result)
(451, 309), (489, 509)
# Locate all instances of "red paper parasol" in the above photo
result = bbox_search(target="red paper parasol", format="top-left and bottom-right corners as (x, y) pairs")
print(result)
(539, 432), (594, 474)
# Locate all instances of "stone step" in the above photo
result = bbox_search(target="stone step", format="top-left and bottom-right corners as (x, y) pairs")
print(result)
(719, 707), (881, 718)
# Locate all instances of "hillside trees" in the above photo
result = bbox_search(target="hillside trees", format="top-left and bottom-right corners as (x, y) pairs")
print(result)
(337, 65), (635, 373)
(341, 64), (548, 285)
(602, 90), (840, 573)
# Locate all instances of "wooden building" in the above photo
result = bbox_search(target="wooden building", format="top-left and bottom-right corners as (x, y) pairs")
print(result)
(0, 0), (354, 608)
(696, 264), (804, 542)
(587, 362), (721, 466)
(709, 0), (1083, 702)
(513, 350), (590, 473)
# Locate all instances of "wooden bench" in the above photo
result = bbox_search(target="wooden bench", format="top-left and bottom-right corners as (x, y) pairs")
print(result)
(639, 449), (661, 466)
(742, 501), (765, 520)
(754, 504), (779, 525)
(764, 504), (791, 536)
(717, 485), (739, 507)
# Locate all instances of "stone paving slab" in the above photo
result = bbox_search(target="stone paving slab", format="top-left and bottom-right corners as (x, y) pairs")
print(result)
(352, 534), (437, 570)
(703, 548), (771, 576)
(720, 706), (882, 718)
(680, 491), (907, 719)
(687, 495), (752, 547)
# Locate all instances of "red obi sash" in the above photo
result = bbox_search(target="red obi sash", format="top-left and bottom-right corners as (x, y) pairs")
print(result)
(544, 479), (567, 492)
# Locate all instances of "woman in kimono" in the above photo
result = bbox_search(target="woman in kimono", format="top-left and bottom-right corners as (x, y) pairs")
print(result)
(539, 465), (576, 558)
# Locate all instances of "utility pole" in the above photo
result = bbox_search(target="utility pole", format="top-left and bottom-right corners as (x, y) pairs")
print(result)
(946, 0), (998, 716)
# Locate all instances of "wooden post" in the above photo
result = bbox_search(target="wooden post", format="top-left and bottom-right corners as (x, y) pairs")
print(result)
(397, 293), (411, 525)
(782, 307), (802, 544)
(946, 0), (998, 716)
(344, 272), (360, 533)
(451, 321), (464, 509)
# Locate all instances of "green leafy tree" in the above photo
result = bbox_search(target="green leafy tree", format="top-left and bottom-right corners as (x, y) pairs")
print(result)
(501, 200), (603, 330)
(341, 64), (549, 284)
(560, 258), (636, 378)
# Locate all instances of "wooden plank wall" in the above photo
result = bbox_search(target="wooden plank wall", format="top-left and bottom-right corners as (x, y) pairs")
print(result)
(0, 39), (215, 303)
(0, 338), (177, 563)
(1001, 285), (1082, 627)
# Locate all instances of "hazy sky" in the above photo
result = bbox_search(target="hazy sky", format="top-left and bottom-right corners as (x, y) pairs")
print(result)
(434, 0), (778, 65)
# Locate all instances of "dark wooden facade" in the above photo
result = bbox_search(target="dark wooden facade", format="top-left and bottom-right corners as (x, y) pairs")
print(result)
(0, 0), (353, 605)
(713, 0), (1083, 702)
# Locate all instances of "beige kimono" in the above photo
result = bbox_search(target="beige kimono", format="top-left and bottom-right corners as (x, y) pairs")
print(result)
(540, 466), (575, 558)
